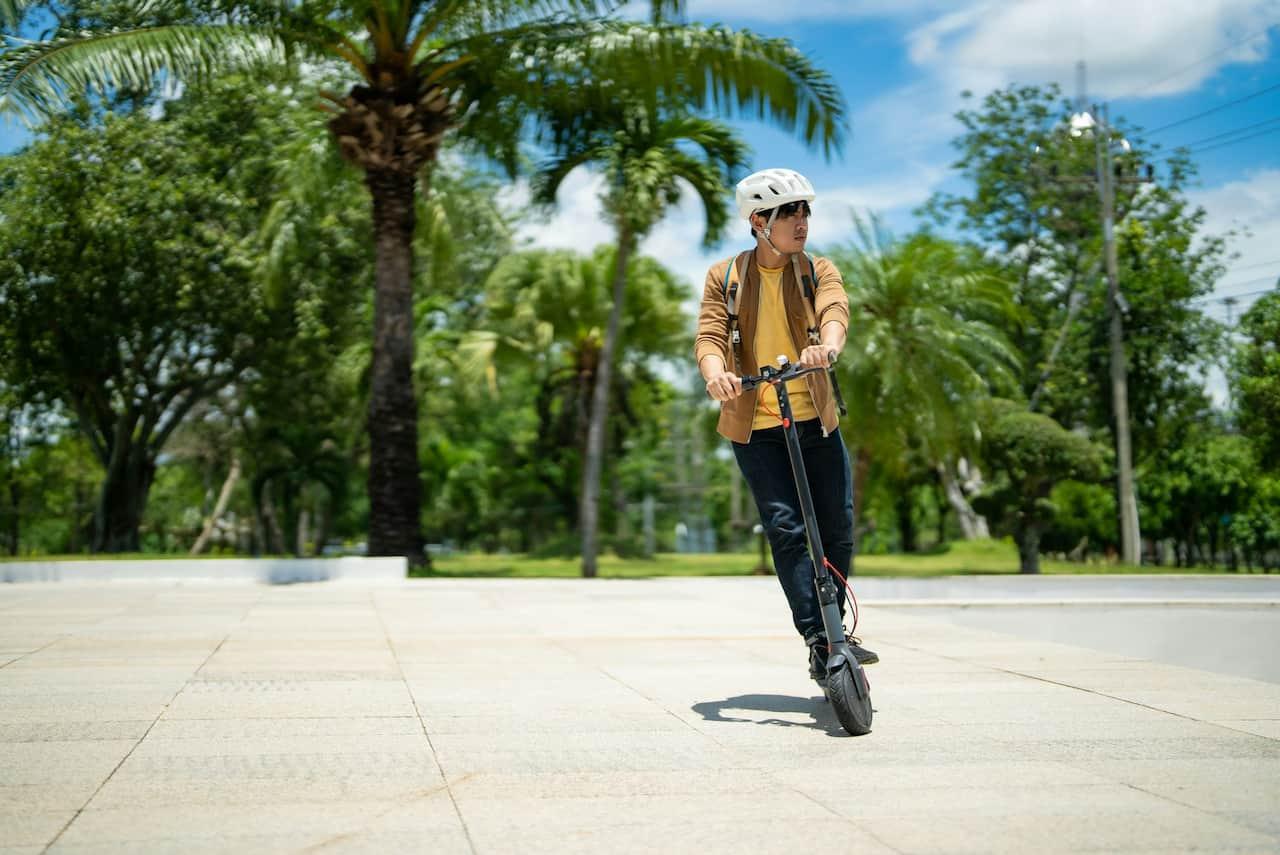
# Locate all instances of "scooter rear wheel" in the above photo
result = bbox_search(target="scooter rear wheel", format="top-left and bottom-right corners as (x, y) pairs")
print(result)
(826, 662), (872, 736)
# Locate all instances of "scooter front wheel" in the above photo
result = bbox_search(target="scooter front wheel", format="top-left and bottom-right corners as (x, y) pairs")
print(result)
(826, 662), (873, 736)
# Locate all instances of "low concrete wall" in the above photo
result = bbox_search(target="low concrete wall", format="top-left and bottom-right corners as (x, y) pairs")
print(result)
(0, 556), (406, 584)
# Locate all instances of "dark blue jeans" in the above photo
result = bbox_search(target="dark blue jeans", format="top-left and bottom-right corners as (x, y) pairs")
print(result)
(733, 419), (853, 642)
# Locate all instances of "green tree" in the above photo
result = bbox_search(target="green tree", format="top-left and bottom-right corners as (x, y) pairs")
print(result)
(1233, 290), (1280, 472)
(0, 110), (270, 551)
(921, 84), (1228, 552)
(1142, 428), (1256, 568)
(974, 400), (1107, 573)
(456, 246), (688, 553)
(824, 218), (1020, 547)
(1229, 473), (1280, 571)
(532, 107), (748, 575)
(2, 0), (845, 563)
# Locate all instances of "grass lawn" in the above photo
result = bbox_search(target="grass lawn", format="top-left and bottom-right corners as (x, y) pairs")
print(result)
(417, 539), (1243, 579)
(5, 540), (1256, 577)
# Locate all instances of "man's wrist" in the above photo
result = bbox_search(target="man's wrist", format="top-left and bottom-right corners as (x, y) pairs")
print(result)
(699, 354), (726, 381)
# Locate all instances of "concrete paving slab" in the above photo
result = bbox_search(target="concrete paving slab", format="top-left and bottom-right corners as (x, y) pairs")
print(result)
(54, 795), (463, 845)
(45, 831), (472, 855)
(0, 783), (103, 812)
(857, 809), (1276, 854)
(0, 577), (1277, 854)
(0, 722), (152, 743)
(0, 742), (134, 787)
(0, 810), (75, 848)
(87, 772), (446, 809)
(1216, 719), (1280, 739)
(160, 680), (418, 720)
(143, 715), (423, 740)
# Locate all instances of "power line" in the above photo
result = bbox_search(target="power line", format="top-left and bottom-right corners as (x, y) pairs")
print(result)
(1145, 81), (1280, 136)
(1228, 256), (1280, 273)
(1117, 24), (1278, 100)
(1193, 282), (1278, 304)
(1188, 121), (1280, 154)
(1218, 275), (1279, 291)
(1173, 113), (1280, 149)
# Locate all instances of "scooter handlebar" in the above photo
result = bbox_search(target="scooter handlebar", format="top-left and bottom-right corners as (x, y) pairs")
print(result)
(739, 355), (835, 392)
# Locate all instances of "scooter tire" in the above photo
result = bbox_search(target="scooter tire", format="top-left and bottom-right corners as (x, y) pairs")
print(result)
(826, 662), (872, 736)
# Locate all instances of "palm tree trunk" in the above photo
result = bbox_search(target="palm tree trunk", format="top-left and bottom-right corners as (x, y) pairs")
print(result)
(580, 235), (634, 577)
(366, 169), (424, 565)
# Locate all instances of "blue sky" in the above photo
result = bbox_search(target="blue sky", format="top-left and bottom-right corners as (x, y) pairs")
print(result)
(3, 0), (1277, 333)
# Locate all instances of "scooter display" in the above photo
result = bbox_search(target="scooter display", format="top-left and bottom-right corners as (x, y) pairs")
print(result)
(739, 356), (873, 737)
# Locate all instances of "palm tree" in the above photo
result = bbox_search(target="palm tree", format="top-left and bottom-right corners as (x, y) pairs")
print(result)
(460, 246), (687, 550)
(826, 217), (1021, 546)
(531, 107), (748, 575)
(1, 1), (844, 563)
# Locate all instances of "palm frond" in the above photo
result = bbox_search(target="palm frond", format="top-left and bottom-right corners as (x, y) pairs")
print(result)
(0, 0), (29, 31)
(450, 21), (847, 157)
(421, 0), (622, 45)
(0, 23), (286, 124)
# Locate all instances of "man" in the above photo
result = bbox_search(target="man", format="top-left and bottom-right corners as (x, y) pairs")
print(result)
(695, 168), (878, 683)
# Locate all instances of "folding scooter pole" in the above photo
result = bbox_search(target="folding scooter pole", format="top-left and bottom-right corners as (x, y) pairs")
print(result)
(743, 357), (873, 735)
(770, 364), (857, 675)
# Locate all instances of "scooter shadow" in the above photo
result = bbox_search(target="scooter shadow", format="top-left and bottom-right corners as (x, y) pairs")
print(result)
(690, 694), (847, 737)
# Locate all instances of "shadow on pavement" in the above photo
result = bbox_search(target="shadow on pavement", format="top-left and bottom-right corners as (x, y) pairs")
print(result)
(691, 694), (847, 736)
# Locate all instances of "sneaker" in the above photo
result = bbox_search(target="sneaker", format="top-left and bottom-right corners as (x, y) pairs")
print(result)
(846, 636), (879, 666)
(808, 635), (879, 679)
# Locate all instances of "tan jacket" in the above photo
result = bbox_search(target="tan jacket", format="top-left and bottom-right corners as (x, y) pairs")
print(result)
(695, 252), (850, 443)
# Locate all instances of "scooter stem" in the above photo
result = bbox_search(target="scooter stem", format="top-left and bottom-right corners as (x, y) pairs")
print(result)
(769, 362), (852, 664)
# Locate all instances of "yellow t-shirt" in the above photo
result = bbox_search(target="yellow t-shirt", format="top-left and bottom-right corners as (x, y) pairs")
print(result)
(752, 265), (818, 429)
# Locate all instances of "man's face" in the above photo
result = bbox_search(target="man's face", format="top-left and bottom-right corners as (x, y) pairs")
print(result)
(752, 200), (810, 254)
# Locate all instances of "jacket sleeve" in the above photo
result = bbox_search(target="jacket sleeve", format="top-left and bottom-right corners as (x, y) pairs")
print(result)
(812, 255), (850, 332)
(694, 260), (733, 370)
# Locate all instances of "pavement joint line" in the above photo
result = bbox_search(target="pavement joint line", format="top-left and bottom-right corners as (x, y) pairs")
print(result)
(1117, 779), (1242, 823)
(39, 588), (265, 854)
(371, 588), (479, 855)
(1000, 668), (1280, 740)
(0, 635), (67, 671)
(889, 633), (1280, 741)
(2, 587), (165, 672)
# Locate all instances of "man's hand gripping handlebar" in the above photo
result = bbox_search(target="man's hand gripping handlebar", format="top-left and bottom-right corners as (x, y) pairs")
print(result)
(739, 353), (836, 392)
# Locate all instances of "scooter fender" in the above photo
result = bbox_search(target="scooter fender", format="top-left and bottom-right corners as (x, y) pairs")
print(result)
(825, 650), (850, 672)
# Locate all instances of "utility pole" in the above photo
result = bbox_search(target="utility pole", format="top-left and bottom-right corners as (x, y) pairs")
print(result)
(1094, 103), (1142, 565)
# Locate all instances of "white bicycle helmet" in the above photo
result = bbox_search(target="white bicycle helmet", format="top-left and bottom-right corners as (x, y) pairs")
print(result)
(735, 168), (816, 221)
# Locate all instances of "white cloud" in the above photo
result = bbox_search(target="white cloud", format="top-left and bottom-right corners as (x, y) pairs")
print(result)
(680, 0), (950, 22)
(508, 167), (728, 301)
(501, 169), (617, 253)
(1190, 167), (1280, 298)
(1185, 168), (1280, 407)
(905, 0), (1277, 99)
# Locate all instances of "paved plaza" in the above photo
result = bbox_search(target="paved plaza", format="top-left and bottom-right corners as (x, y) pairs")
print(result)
(1, 575), (1278, 854)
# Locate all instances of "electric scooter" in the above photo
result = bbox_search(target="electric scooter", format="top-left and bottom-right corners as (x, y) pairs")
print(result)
(739, 356), (873, 737)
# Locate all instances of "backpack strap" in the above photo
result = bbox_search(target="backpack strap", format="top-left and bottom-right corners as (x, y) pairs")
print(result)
(721, 251), (751, 372)
(790, 253), (848, 416)
(791, 252), (821, 346)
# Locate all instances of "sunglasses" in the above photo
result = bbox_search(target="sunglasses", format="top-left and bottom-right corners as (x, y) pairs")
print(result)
(772, 201), (812, 220)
